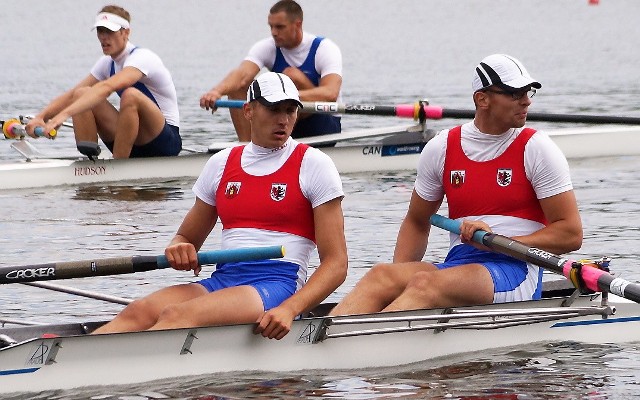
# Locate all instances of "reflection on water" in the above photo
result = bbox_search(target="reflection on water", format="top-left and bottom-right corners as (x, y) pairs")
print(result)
(73, 182), (187, 202)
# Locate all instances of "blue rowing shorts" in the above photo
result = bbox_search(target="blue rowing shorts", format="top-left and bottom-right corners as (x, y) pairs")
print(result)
(104, 122), (182, 158)
(292, 114), (341, 139)
(435, 244), (543, 301)
(196, 259), (299, 311)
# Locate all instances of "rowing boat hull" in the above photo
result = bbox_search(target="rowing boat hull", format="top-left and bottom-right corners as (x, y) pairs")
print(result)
(0, 127), (428, 190)
(1, 292), (639, 394)
(1, 125), (638, 190)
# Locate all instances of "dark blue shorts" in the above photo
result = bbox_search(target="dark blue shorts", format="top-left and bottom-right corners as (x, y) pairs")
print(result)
(105, 122), (181, 158)
(435, 244), (542, 300)
(196, 259), (299, 311)
(292, 114), (341, 139)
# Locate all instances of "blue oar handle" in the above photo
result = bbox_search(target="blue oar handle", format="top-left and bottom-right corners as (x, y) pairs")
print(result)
(215, 99), (245, 109)
(156, 246), (285, 268)
(429, 214), (488, 244)
(7, 124), (52, 138)
(3, 119), (51, 139)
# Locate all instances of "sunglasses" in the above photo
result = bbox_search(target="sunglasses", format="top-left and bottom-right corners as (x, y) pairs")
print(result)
(482, 88), (536, 100)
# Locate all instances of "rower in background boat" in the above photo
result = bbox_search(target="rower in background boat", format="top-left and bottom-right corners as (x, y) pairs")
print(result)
(92, 72), (348, 339)
(25, 5), (181, 159)
(200, 0), (342, 142)
(331, 54), (583, 315)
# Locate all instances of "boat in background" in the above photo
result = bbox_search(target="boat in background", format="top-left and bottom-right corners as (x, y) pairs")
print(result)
(0, 123), (432, 190)
(546, 125), (640, 159)
(1, 122), (638, 190)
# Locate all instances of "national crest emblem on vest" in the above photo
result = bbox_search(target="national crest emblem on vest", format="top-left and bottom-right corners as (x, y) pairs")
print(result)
(450, 170), (465, 188)
(225, 182), (241, 199)
(271, 183), (287, 201)
(497, 168), (512, 187)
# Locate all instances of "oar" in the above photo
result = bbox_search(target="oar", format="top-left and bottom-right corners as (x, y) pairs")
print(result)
(2, 118), (56, 139)
(0, 246), (285, 284)
(214, 100), (640, 125)
(429, 214), (640, 303)
(20, 115), (74, 129)
(23, 281), (133, 305)
(423, 106), (640, 125)
(213, 100), (421, 119)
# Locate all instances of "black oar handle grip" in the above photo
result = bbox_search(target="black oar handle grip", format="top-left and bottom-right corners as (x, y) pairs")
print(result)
(0, 256), (156, 284)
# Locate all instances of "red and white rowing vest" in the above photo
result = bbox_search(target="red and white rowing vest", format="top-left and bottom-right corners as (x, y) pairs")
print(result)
(443, 126), (547, 224)
(215, 144), (316, 242)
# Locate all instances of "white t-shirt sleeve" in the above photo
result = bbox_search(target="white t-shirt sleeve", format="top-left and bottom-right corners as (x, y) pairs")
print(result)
(192, 149), (232, 207)
(90, 56), (113, 81)
(123, 48), (161, 77)
(315, 38), (342, 78)
(414, 129), (448, 202)
(525, 131), (573, 199)
(300, 147), (344, 207)
(245, 38), (276, 70)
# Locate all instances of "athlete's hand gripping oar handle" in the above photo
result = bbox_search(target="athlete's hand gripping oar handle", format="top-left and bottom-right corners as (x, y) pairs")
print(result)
(430, 214), (640, 303)
(0, 246), (285, 284)
(2, 118), (57, 139)
(156, 246), (285, 268)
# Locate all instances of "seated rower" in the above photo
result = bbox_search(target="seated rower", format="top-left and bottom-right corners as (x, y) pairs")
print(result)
(26, 5), (181, 159)
(199, 0), (343, 142)
(92, 73), (348, 339)
(331, 54), (582, 315)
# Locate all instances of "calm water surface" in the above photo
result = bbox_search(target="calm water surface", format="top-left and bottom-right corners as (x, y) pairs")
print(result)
(2, 0), (640, 398)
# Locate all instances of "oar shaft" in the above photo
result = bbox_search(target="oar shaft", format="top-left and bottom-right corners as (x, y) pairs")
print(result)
(214, 100), (640, 124)
(425, 106), (640, 125)
(213, 100), (416, 118)
(23, 281), (133, 305)
(302, 102), (403, 117)
(527, 112), (640, 125)
(429, 214), (640, 303)
(0, 246), (285, 284)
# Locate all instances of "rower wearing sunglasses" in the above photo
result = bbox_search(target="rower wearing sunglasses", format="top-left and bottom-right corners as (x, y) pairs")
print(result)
(331, 54), (583, 315)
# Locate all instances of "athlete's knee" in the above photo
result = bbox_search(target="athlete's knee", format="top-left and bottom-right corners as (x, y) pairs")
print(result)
(118, 88), (145, 108)
(361, 263), (402, 292)
(403, 271), (439, 303)
(118, 298), (158, 327)
(155, 303), (190, 327)
(408, 270), (433, 289)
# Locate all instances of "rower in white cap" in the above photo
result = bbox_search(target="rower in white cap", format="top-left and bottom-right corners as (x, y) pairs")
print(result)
(26, 5), (181, 159)
(331, 54), (583, 315)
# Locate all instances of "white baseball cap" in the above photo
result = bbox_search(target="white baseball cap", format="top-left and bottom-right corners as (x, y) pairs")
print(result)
(93, 12), (130, 31)
(247, 72), (303, 108)
(472, 54), (541, 92)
